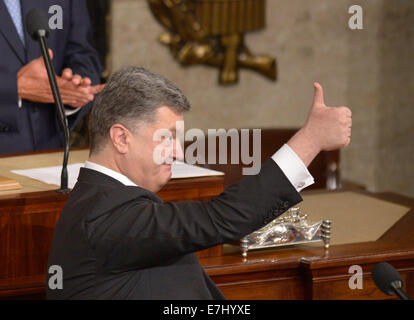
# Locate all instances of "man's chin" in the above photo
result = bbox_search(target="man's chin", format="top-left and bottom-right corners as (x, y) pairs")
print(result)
(164, 165), (172, 180)
(153, 165), (172, 192)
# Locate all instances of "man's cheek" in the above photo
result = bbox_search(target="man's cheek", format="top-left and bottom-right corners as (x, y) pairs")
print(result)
(153, 140), (174, 164)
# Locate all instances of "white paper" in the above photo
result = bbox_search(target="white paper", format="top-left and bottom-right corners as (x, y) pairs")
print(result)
(11, 161), (223, 188)
(12, 163), (85, 189)
(170, 161), (224, 179)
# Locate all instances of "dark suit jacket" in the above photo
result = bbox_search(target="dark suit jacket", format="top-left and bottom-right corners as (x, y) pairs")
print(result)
(46, 159), (303, 299)
(0, 0), (102, 154)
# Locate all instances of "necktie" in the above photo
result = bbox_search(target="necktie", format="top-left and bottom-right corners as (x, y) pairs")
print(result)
(3, 0), (25, 45)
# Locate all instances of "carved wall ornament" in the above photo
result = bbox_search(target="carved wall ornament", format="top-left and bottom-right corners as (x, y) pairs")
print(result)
(148, 0), (276, 84)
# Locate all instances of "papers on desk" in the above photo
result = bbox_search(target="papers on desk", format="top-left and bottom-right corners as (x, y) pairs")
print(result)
(11, 163), (84, 189)
(11, 161), (224, 189)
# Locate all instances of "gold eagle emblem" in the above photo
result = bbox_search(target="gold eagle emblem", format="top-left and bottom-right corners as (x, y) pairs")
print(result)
(148, 0), (276, 84)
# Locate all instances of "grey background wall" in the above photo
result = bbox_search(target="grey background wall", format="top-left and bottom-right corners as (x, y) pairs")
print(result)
(109, 0), (414, 198)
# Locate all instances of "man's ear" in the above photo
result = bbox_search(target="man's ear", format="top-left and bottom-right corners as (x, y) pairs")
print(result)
(109, 124), (131, 154)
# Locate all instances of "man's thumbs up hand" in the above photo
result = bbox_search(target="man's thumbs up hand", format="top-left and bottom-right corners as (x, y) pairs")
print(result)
(287, 82), (352, 167)
(307, 82), (352, 151)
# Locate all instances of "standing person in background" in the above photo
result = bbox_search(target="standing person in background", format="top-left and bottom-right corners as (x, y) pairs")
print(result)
(0, 0), (104, 154)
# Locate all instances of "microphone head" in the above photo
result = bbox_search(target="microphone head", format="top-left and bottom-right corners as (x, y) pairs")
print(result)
(372, 262), (404, 295)
(25, 9), (50, 40)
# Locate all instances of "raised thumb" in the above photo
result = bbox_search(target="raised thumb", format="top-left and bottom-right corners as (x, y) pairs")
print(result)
(312, 82), (325, 106)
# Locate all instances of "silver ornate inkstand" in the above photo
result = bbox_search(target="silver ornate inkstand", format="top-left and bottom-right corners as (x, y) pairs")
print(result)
(240, 207), (332, 257)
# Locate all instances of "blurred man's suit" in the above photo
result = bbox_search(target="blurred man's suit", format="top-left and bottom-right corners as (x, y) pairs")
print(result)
(0, 0), (102, 154)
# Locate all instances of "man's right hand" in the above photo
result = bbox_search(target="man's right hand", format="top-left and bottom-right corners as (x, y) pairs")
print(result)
(61, 67), (105, 99)
(17, 50), (100, 108)
(287, 82), (352, 167)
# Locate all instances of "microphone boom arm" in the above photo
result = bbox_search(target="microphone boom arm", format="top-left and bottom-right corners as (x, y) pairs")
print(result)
(38, 33), (70, 193)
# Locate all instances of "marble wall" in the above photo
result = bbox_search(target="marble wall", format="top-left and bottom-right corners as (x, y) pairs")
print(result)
(109, 0), (414, 198)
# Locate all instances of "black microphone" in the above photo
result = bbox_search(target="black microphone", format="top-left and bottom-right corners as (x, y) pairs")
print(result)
(372, 262), (411, 300)
(25, 9), (70, 194)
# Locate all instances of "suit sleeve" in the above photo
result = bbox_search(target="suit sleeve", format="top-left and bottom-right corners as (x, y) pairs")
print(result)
(0, 67), (18, 109)
(87, 159), (303, 273)
(0, 68), (20, 133)
(63, 0), (103, 129)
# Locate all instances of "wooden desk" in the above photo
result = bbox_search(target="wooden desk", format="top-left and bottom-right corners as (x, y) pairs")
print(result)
(200, 190), (414, 300)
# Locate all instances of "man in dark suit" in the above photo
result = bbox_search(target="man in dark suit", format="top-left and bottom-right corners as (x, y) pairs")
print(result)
(0, 0), (103, 154)
(46, 67), (352, 299)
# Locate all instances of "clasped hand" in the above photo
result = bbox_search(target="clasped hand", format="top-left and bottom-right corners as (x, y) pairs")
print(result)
(17, 49), (105, 108)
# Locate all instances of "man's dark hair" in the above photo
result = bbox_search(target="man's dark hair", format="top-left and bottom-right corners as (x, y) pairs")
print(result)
(89, 66), (191, 153)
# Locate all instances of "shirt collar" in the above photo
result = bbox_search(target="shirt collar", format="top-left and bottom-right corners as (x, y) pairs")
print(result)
(84, 161), (138, 187)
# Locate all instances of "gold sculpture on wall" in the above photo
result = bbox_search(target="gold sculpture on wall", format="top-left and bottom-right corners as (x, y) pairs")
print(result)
(148, 0), (276, 84)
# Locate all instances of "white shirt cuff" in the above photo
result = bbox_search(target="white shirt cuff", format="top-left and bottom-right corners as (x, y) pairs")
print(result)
(17, 97), (81, 116)
(64, 106), (81, 116)
(271, 144), (314, 192)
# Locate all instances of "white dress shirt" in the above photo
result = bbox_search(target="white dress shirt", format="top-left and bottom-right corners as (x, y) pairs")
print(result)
(85, 144), (314, 193)
(84, 161), (138, 186)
